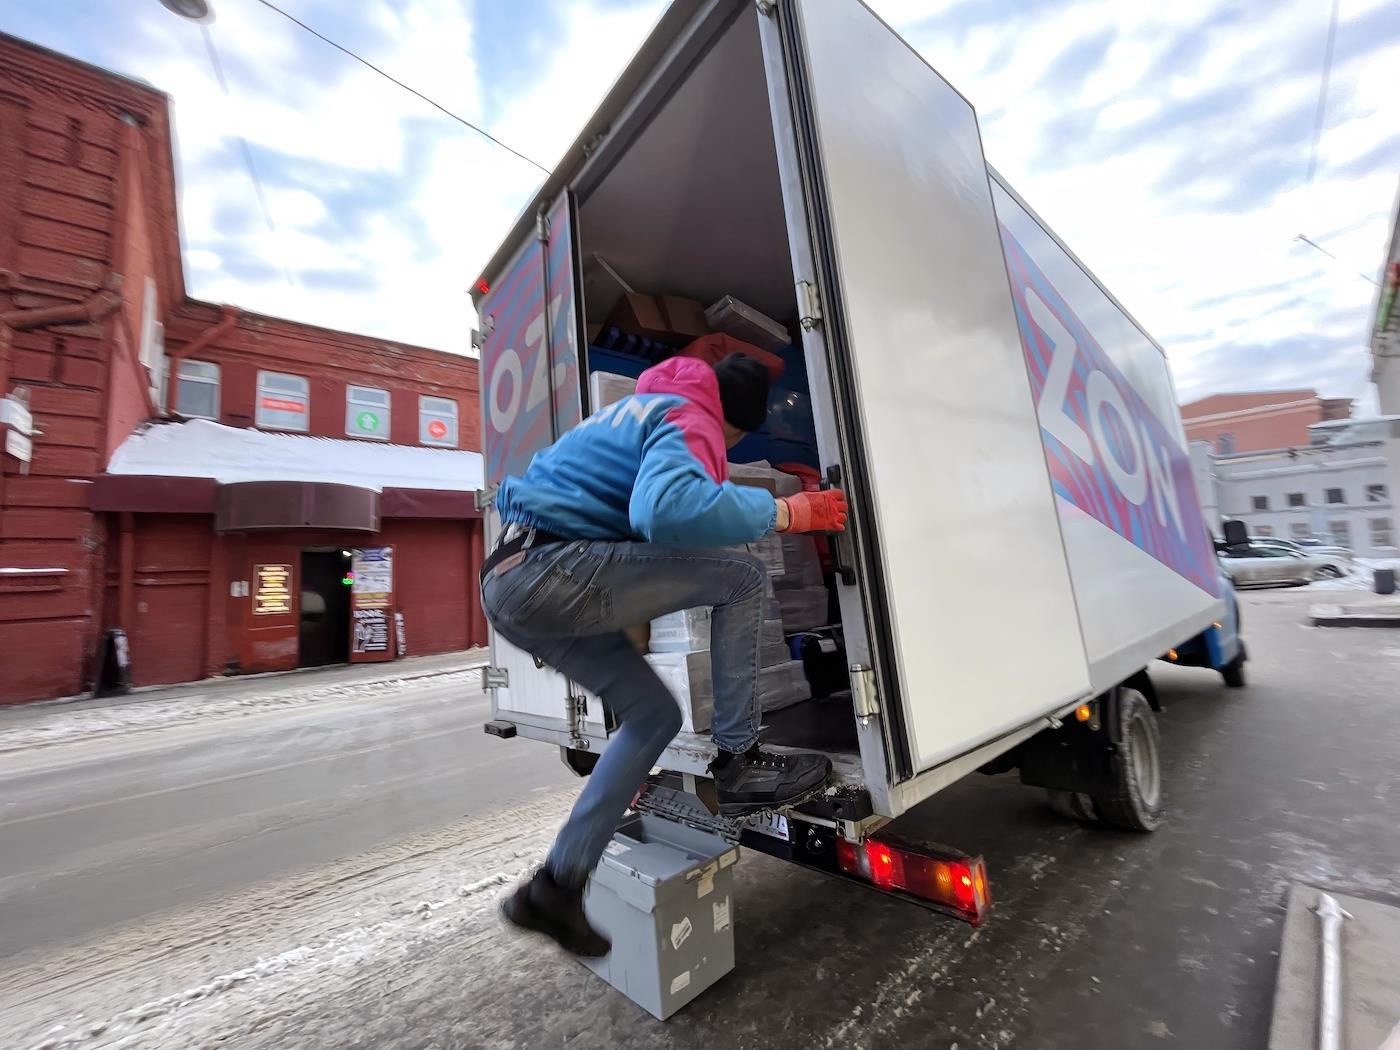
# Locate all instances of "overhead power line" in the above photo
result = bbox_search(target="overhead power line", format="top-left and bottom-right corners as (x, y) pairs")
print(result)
(1304, 0), (1341, 185)
(250, 0), (551, 175)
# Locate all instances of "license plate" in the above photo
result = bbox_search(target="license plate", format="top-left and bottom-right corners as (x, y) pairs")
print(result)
(749, 812), (790, 841)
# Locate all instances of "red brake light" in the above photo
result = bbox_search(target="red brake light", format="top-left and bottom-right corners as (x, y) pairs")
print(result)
(836, 835), (990, 924)
(476, 278), (490, 294)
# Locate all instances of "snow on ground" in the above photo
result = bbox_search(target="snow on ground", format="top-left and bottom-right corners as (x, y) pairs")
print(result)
(1307, 558), (1400, 593)
(4, 787), (578, 1050)
(0, 661), (486, 755)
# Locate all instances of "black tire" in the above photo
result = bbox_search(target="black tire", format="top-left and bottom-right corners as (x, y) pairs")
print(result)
(1089, 689), (1163, 832)
(1221, 654), (1247, 689)
(1045, 789), (1096, 823)
(1317, 565), (1344, 579)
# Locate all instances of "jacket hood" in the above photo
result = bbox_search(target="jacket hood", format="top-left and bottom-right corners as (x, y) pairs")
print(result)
(636, 357), (724, 421)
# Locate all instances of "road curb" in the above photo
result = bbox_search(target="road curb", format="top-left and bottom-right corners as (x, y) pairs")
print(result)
(1310, 603), (1400, 628)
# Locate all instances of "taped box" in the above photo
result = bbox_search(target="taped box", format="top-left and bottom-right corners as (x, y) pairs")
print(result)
(589, 370), (638, 411)
(645, 650), (714, 733)
(759, 660), (811, 713)
(650, 607), (711, 653)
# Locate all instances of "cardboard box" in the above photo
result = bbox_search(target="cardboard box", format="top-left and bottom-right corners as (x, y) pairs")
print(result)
(645, 650), (714, 734)
(607, 291), (672, 343)
(658, 294), (709, 342)
(706, 295), (791, 352)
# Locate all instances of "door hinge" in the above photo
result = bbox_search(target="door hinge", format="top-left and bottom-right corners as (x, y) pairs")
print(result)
(470, 328), (485, 350)
(536, 210), (551, 243)
(482, 666), (509, 690)
(755, 0), (776, 15)
(796, 280), (823, 331)
(850, 665), (879, 723)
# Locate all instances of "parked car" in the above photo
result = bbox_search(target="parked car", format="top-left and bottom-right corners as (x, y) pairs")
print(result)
(1249, 537), (1351, 577)
(1218, 546), (1339, 586)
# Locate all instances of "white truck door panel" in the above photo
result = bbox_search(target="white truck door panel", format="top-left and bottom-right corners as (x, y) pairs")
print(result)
(790, 0), (1091, 772)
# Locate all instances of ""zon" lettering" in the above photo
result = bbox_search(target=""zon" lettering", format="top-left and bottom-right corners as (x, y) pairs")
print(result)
(1025, 287), (1185, 541)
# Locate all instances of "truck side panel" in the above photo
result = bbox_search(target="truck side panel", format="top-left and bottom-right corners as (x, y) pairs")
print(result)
(990, 176), (1225, 690)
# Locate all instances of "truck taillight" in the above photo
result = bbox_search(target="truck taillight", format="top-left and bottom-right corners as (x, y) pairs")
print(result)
(836, 836), (990, 925)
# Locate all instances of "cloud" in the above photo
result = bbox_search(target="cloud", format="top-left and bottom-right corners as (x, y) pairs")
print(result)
(4, 0), (1396, 412)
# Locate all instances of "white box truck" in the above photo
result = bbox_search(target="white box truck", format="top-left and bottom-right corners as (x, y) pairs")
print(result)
(470, 0), (1246, 925)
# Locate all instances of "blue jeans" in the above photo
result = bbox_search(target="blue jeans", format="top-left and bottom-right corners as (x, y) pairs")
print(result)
(482, 539), (767, 887)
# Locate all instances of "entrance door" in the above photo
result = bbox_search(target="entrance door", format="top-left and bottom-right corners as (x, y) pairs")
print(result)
(774, 0), (1091, 777)
(299, 550), (351, 667)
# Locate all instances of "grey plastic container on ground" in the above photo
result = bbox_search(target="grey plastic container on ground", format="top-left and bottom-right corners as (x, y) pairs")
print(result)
(583, 813), (739, 1020)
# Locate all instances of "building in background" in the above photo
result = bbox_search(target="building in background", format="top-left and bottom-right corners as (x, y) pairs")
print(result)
(0, 34), (485, 705)
(1181, 390), (1353, 455)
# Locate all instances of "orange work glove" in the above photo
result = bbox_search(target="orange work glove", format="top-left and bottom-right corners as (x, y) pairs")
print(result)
(779, 489), (849, 533)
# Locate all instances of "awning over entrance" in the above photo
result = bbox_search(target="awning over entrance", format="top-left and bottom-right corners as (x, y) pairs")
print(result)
(92, 420), (485, 524)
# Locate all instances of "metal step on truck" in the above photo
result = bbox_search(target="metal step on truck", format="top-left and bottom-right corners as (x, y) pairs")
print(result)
(471, 0), (1245, 949)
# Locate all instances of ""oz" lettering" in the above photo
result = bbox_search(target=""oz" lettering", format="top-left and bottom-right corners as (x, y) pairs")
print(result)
(1025, 287), (1185, 541)
(487, 292), (575, 436)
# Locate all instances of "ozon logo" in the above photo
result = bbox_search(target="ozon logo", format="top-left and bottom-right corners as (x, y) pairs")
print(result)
(1023, 287), (1186, 542)
(487, 292), (574, 436)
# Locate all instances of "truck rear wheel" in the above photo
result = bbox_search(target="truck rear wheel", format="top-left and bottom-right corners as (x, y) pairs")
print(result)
(1089, 689), (1162, 832)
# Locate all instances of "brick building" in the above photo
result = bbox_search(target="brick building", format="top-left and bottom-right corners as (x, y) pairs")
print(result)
(1180, 389), (1353, 455)
(0, 34), (485, 704)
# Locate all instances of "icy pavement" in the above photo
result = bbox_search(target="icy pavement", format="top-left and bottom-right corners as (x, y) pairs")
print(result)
(0, 657), (486, 755)
(4, 787), (579, 1050)
(1307, 557), (1400, 593)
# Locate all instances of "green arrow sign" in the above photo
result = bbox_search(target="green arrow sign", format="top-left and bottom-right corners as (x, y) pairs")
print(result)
(357, 411), (380, 432)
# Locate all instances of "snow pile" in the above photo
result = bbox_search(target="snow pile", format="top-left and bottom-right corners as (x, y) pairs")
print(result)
(1308, 558), (1400, 593)
(106, 418), (484, 492)
(0, 664), (485, 754)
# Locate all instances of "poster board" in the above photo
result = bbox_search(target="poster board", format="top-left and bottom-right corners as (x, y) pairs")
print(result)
(350, 546), (395, 663)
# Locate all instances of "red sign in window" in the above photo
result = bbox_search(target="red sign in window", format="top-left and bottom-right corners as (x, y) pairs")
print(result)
(261, 396), (305, 414)
(427, 419), (449, 440)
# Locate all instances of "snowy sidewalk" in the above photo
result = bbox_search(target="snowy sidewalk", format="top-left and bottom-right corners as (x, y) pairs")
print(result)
(0, 649), (487, 754)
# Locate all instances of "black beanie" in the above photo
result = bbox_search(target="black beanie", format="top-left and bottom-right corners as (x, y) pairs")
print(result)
(712, 352), (770, 432)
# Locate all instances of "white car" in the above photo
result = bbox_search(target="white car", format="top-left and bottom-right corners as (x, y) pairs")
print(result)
(1218, 546), (1340, 587)
(1249, 537), (1351, 577)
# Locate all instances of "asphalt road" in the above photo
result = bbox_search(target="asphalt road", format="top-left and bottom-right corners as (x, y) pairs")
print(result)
(0, 663), (574, 960)
(4, 588), (1399, 1049)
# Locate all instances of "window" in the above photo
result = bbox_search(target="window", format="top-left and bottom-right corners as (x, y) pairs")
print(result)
(171, 360), (220, 420)
(1325, 487), (1345, 505)
(1250, 495), (1269, 511)
(1253, 525), (1275, 537)
(1287, 493), (1306, 508)
(419, 396), (458, 447)
(346, 386), (391, 440)
(1371, 517), (1395, 548)
(1329, 520), (1352, 548)
(1290, 522), (1311, 539)
(256, 371), (310, 431)
(1216, 433), (1236, 454)
(1366, 483), (1388, 503)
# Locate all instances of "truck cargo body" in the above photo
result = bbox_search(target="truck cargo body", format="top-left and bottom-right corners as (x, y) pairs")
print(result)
(471, 0), (1239, 829)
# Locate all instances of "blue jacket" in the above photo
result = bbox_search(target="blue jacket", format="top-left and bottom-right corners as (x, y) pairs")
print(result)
(496, 357), (777, 545)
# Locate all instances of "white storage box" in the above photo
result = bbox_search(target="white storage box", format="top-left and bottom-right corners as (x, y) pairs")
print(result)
(589, 370), (638, 410)
(650, 607), (711, 653)
(759, 660), (811, 713)
(706, 295), (790, 352)
(645, 650), (713, 733)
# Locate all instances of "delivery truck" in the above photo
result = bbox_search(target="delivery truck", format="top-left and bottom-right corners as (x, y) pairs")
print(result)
(470, 0), (1246, 928)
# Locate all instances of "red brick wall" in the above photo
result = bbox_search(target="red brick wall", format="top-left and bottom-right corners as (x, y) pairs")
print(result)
(1183, 398), (1322, 453)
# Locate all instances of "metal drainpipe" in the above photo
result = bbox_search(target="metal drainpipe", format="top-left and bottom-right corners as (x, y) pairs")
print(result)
(163, 305), (240, 416)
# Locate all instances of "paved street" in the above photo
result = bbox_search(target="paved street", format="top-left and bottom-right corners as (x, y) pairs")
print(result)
(0, 655), (573, 961)
(3, 589), (1399, 1049)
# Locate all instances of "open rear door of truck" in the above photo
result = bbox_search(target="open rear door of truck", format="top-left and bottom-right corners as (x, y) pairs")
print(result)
(767, 0), (1092, 784)
(475, 192), (604, 743)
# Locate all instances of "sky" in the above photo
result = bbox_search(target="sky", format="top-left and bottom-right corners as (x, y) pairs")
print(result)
(1, 0), (1397, 409)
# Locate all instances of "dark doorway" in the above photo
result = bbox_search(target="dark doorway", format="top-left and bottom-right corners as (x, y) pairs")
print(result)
(299, 549), (351, 667)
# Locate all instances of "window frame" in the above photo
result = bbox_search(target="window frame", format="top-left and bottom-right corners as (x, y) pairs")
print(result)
(1286, 492), (1306, 508)
(1325, 487), (1345, 506)
(1289, 522), (1310, 540)
(1370, 517), (1395, 548)
(1250, 495), (1269, 511)
(419, 395), (459, 448)
(255, 370), (311, 432)
(170, 359), (221, 420)
(1366, 483), (1388, 503)
(346, 384), (392, 441)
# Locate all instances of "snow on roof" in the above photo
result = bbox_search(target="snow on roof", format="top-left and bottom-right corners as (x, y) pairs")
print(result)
(106, 419), (483, 492)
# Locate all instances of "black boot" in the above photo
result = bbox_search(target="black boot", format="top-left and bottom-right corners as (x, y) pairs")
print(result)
(711, 745), (831, 816)
(501, 868), (610, 958)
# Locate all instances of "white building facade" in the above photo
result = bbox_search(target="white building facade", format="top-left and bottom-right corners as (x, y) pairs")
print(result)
(1194, 420), (1400, 556)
